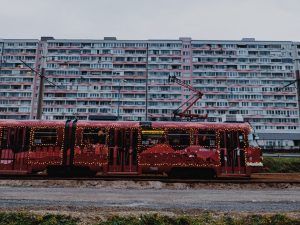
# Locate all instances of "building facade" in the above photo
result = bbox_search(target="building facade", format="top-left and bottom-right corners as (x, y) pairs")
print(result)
(1, 37), (300, 147)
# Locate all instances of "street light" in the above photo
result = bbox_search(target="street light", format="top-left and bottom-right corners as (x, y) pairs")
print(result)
(117, 79), (126, 120)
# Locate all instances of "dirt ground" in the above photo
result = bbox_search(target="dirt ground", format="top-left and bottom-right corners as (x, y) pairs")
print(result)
(251, 173), (300, 181)
(0, 178), (299, 190)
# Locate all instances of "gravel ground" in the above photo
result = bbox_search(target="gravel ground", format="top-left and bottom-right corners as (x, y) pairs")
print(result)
(0, 180), (300, 224)
(0, 182), (300, 213)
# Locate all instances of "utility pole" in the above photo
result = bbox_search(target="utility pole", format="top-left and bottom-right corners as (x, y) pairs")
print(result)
(117, 79), (126, 120)
(145, 42), (149, 121)
(295, 61), (300, 121)
(291, 44), (300, 122)
(20, 59), (61, 120)
(117, 79), (121, 120)
(0, 41), (4, 71)
(36, 68), (45, 119)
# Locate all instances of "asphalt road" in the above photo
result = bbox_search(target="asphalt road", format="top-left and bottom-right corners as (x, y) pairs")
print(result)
(0, 186), (300, 212)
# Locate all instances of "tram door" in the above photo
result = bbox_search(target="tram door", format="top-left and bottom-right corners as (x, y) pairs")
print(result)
(108, 128), (138, 173)
(219, 130), (246, 174)
(0, 127), (30, 172)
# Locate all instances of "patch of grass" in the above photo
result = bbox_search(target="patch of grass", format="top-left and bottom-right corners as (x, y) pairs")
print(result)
(239, 214), (299, 225)
(0, 212), (78, 225)
(0, 212), (300, 225)
(98, 213), (300, 225)
(263, 157), (300, 173)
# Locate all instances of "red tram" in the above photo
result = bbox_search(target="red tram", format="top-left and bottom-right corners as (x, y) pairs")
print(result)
(0, 120), (262, 177)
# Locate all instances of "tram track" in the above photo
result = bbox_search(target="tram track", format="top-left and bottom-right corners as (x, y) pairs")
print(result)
(0, 174), (299, 184)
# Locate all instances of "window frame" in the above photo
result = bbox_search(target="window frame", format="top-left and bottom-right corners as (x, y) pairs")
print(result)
(32, 127), (58, 146)
(81, 127), (108, 146)
(167, 128), (191, 151)
(193, 129), (216, 148)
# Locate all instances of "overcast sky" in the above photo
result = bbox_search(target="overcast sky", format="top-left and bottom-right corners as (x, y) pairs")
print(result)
(0, 0), (299, 41)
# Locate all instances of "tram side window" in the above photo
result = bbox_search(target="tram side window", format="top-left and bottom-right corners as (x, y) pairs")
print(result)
(83, 128), (106, 145)
(33, 128), (57, 145)
(194, 130), (216, 148)
(141, 130), (165, 149)
(1, 128), (31, 151)
(168, 129), (190, 150)
(0, 128), (8, 149)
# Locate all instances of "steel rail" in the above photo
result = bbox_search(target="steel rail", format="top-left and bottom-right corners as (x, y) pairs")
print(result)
(0, 175), (299, 184)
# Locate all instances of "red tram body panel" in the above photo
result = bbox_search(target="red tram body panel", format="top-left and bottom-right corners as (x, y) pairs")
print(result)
(0, 120), (262, 177)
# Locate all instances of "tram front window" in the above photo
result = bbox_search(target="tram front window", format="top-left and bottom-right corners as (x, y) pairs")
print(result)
(248, 131), (259, 147)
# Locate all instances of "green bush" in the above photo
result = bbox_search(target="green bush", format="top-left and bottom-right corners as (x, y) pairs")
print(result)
(263, 157), (300, 173)
(0, 212), (36, 225)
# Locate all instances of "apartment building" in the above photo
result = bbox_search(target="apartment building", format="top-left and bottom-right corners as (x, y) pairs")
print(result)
(0, 37), (300, 147)
(0, 39), (39, 119)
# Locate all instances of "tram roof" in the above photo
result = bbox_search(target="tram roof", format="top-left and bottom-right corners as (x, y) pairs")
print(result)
(0, 120), (251, 130)
(0, 120), (66, 127)
(150, 121), (250, 130)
